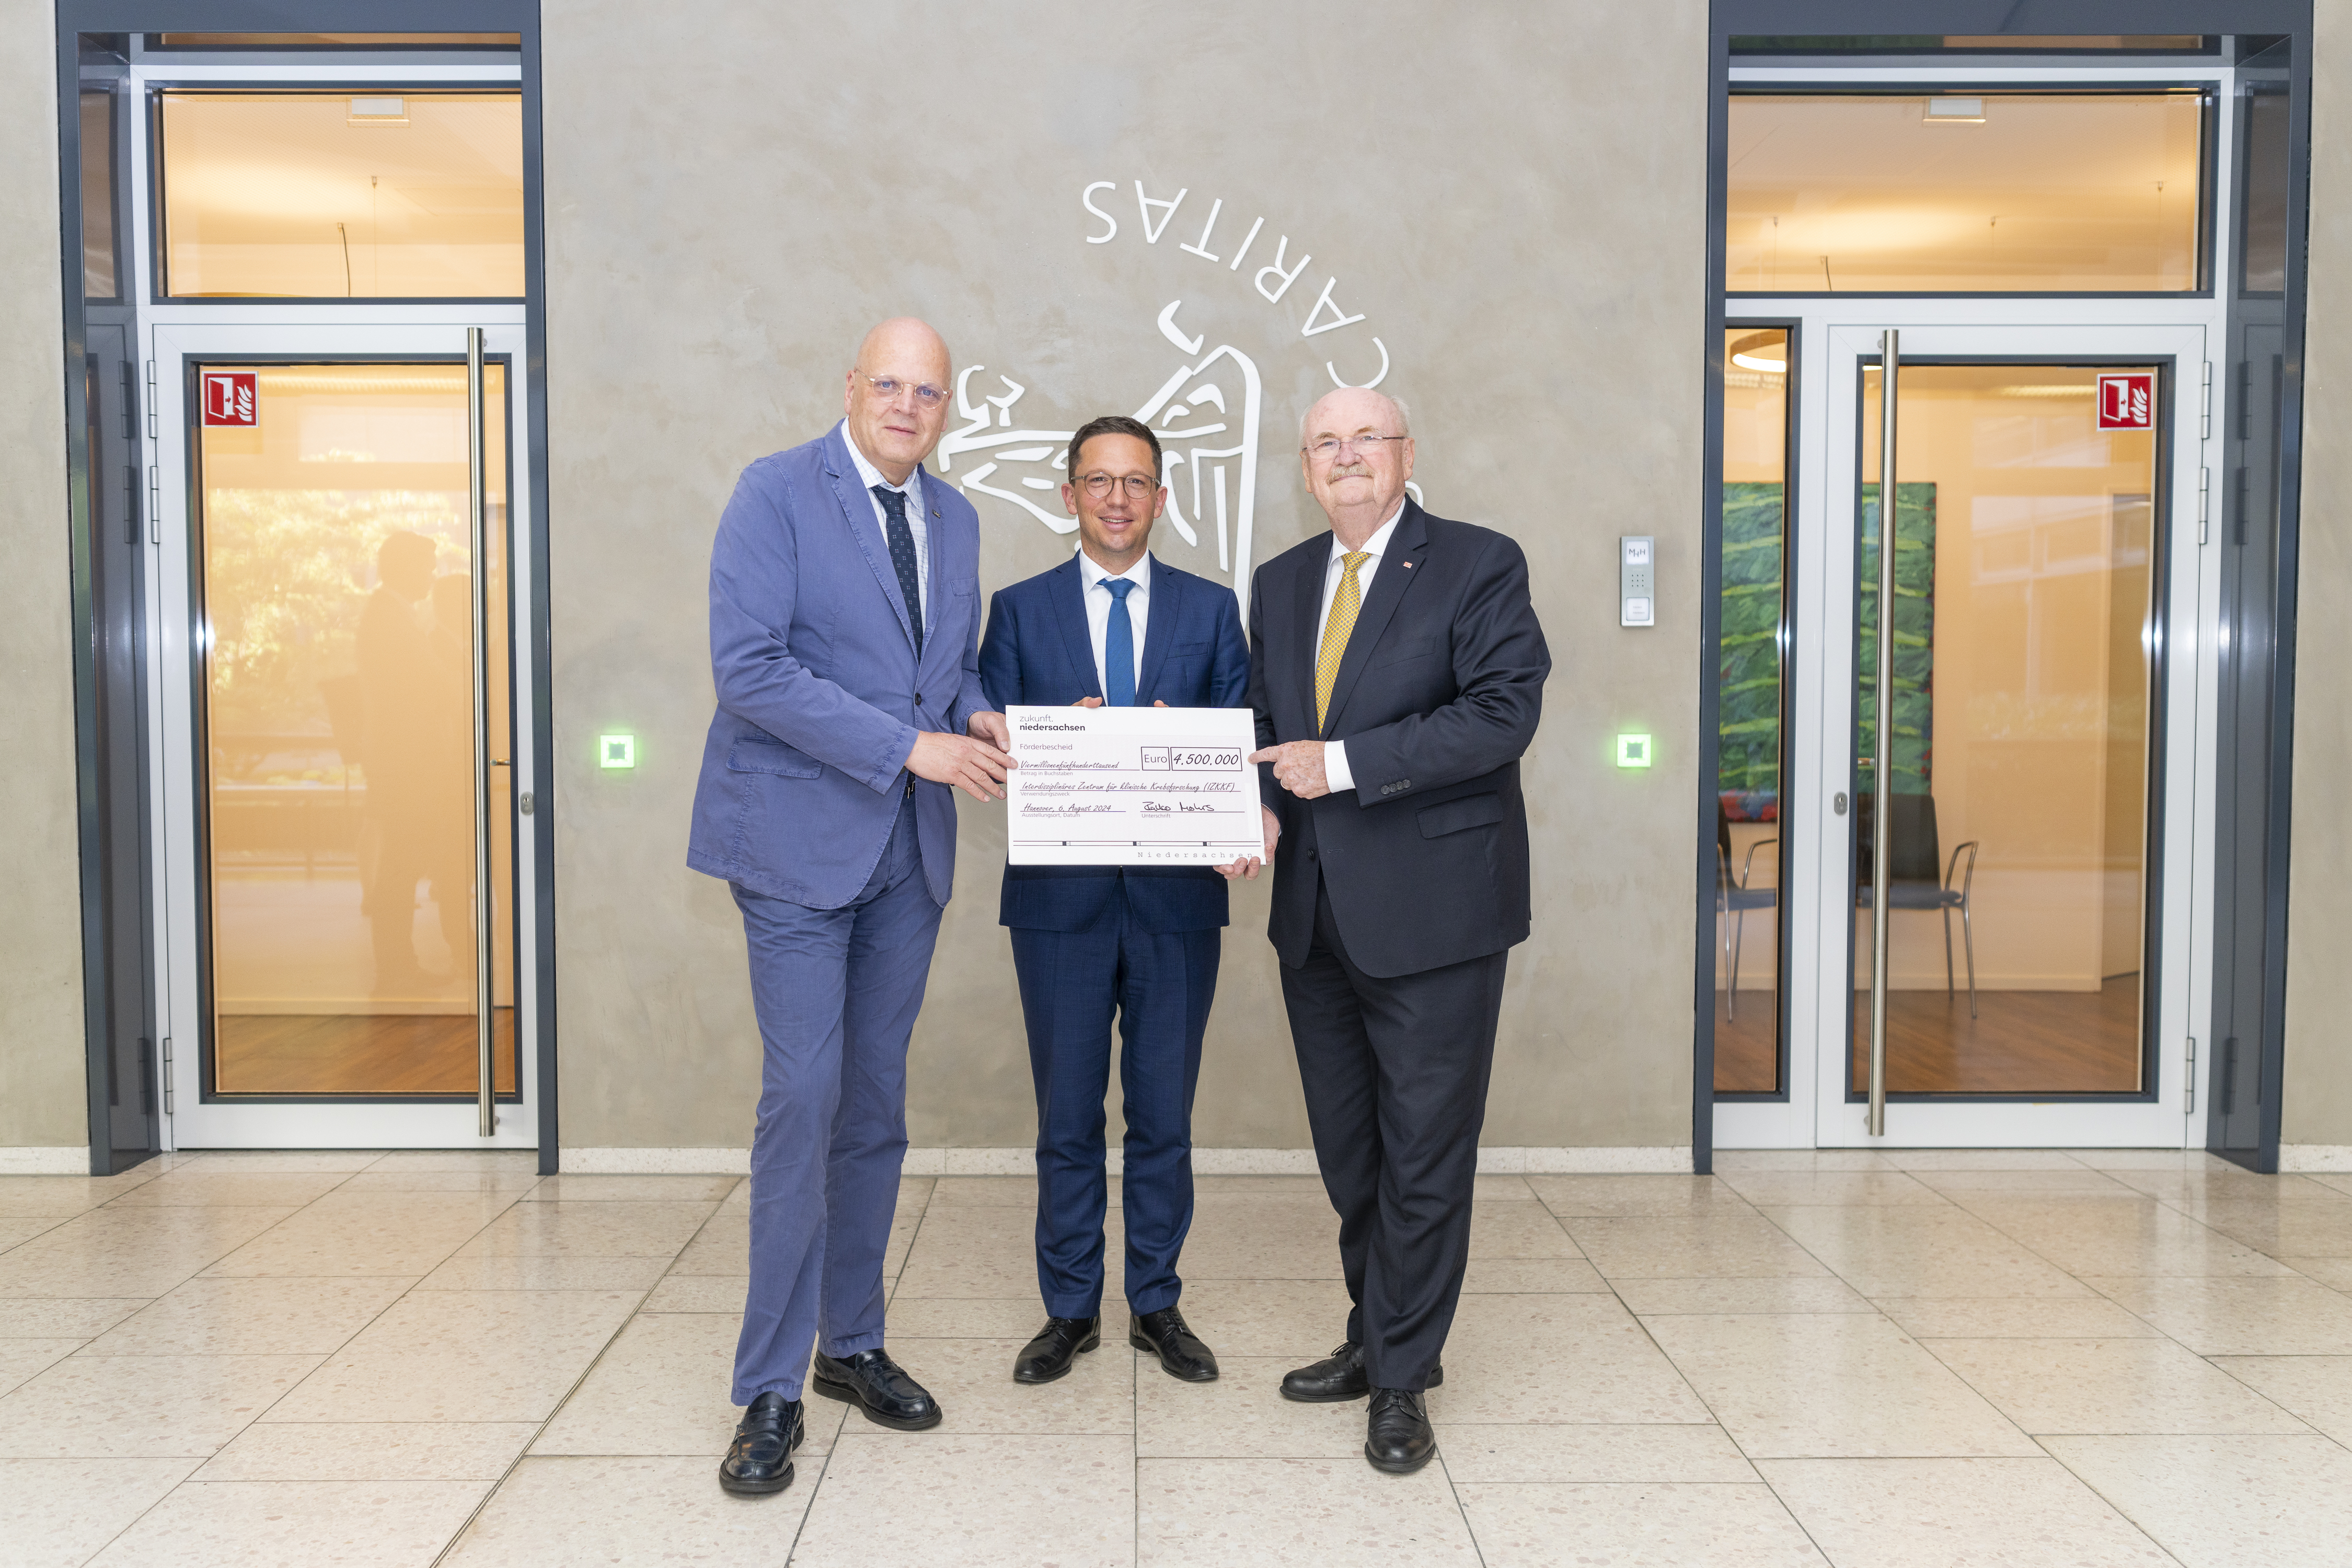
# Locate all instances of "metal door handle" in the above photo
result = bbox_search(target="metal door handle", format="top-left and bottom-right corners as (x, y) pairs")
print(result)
(1867, 329), (1898, 1139)
(467, 329), (496, 1138)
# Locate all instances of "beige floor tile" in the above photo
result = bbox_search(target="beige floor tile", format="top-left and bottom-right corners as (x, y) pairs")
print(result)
(1135, 1355), (1357, 1458)
(1461, 1256), (1610, 1293)
(0, 1217), (66, 1250)
(0, 1340), (82, 1398)
(1456, 1481), (1827, 1567)
(364, 1152), (539, 1173)
(2180, 1196), (2352, 1258)
(1716, 1171), (1949, 1207)
(1189, 1175), (1324, 1198)
(640, 1273), (748, 1315)
(849, 1335), (1134, 1436)
(0, 1173), (162, 1219)
(1926, 1337), (2309, 1435)
(0, 1457), (199, 1568)
(2085, 1275), (2352, 1354)
(1757, 1456), (2176, 1567)
(0, 1298), (146, 1338)
(2281, 1255), (2352, 1290)
(927, 1175), (1047, 1207)
(448, 1200), (717, 1259)
(1882, 1151), (2095, 1171)
(0, 1352), (319, 1457)
(443, 1454), (821, 1566)
(2208, 1355), (2352, 1444)
(2042, 1434), (2352, 1568)
(1474, 1174), (1539, 1201)
(1426, 1293), (1713, 1424)
(1644, 1315), (2037, 1458)
(336, 1170), (546, 1196)
(1962, 1198), (2291, 1277)
(1466, 1203), (1580, 1260)
(83, 1276), (413, 1357)
(1911, 1168), (2141, 1196)
(885, 1295), (1046, 1336)
(106, 1171), (354, 1208)
(532, 1311), (842, 1457)
(1566, 1214), (1831, 1279)
(795, 1433), (1132, 1567)
(897, 1207), (1129, 1296)
(263, 1347), (601, 1425)
(0, 1207), (298, 1298)
(1171, 1206), (1338, 1280)
(1164, 1277), (1356, 1358)
(2068, 1150), (2234, 1170)
(521, 1174), (739, 1202)
(1613, 1277), (1876, 1315)
(171, 1152), (386, 1172)
(1713, 1151), (1894, 1172)
(1529, 1173), (1754, 1215)
(1436, 1422), (1758, 1482)
(85, 1478), (488, 1567)
(1763, 1205), (2091, 1298)
(195, 1421), (536, 1481)
(2104, 1167), (2301, 1204)
(2310, 1172), (2352, 1199)
(413, 1254), (670, 1291)
(1874, 1296), (2160, 1339)
(201, 1192), (512, 1278)
(666, 1212), (750, 1275)
(335, 1288), (641, 1362)
(1138, 1455), (1477, 1565)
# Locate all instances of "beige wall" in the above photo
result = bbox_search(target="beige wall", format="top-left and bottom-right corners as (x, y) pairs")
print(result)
(2287, 1), (2352, 1150)
(541, 0), (1709, 1154)
(0, 0), (90, 1151)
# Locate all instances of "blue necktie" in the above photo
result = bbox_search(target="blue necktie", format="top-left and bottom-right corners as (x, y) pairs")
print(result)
(871, 484), (923, 654)
(1103, 577), (1136, 707)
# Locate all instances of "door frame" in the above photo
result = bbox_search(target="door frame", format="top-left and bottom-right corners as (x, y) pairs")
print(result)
(147, 318), (542, 1150)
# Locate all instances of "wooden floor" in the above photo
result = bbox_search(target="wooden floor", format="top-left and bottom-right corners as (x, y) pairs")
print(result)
(215, 1010), (516, 1096)
(1714, 976), (2144, 1096)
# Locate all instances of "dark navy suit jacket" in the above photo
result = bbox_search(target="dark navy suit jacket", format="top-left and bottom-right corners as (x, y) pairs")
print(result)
(979, 554), (1250, 933)
(687, 423), (989, 910)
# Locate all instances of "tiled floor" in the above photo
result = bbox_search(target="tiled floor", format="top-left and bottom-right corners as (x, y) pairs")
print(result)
(3, 1150), (2350, 1565)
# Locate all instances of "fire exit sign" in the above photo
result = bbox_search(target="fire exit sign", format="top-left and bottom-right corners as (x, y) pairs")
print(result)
(2096, 372), (2154, 431)
(201, 372), (257, 427)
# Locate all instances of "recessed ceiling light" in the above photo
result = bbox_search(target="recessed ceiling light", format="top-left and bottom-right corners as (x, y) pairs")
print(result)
(348, 96), (408, 126)
(1924, 96), (1986, 124)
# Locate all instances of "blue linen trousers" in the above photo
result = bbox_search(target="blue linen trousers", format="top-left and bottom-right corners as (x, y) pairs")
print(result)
(730, 794), (939, 1403)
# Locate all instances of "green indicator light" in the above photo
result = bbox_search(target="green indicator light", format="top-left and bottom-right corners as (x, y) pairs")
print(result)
(598, 733), (636, 769)
(1616, 733), (1653, 769)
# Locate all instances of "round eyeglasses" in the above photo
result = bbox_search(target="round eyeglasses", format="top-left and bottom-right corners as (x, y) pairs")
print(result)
(1078, 472), (1159, 500)
(863, 376), (949, 409)
(1304, 433), (1408, 459)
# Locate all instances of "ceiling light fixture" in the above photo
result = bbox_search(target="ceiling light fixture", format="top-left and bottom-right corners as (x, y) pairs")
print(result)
(1923, 96), (1986, 124)
(348, 96), (408, 126)
(1728, 331), (1788, 375)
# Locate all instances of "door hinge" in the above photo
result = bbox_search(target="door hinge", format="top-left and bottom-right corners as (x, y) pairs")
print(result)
(144, 360), (156, 440)
(147, 465), (160, 543)
(2184, 1037), (2197, 1115)
(159, 1036), (174, 1115)
(2200, 362), (2213, 442)
(2198, 468), (2209, 545)
(2220, 1036), (2239, 1117)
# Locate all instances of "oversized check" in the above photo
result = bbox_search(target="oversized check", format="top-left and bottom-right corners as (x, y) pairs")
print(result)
(1004, 704), (1265, 867)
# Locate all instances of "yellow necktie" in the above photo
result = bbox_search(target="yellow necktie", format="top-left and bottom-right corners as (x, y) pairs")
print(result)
(1315, 551), (1371, 732)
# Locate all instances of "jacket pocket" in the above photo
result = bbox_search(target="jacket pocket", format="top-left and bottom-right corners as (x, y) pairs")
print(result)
(727, 735), (823, 778)
(1417, 792), (1503, 838)
(1371, 635), (1443, 670)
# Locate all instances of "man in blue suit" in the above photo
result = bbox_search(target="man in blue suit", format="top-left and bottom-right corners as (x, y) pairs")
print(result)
(978, 414), (1250, 1388)
(690, 318), (1017, 1496)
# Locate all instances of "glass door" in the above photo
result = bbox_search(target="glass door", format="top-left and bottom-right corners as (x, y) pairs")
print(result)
(1800, 322), (2208, 1148)
(152, 322), (537, 1148)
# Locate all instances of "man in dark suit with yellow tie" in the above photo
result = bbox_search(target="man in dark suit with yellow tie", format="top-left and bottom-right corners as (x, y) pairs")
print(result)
(1230, 388), (1550, 1474)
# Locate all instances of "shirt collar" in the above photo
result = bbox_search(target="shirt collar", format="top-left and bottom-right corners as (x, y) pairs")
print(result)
(840, 421), (921, 502)
(1079, 548), (1153, 591)
(1329, 498), (1408, 564)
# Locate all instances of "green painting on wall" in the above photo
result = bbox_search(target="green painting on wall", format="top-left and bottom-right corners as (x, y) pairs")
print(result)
(1720, 481), (1784, 818)
(1857, 481), (1936, 795)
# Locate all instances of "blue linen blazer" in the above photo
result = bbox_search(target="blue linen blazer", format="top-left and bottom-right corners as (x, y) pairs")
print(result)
(687, 423), (989, 910)
(978, 553), (1250, 933)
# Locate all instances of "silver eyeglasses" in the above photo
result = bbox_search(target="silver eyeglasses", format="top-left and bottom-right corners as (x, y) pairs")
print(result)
(1304, 433), (1408, 459)
(1078, 472), (1159, 500)
(863, 375), (949, 408)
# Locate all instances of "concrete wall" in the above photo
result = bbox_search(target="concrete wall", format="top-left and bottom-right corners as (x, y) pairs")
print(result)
(0, 0), (89, 1155)
(2286, 0), (2352, 1160)
(540, 0), (1709, 1157)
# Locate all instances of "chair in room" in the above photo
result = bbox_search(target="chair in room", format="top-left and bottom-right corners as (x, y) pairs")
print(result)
(1717, 804), (1778, 1019)
(1853, 791), (1981, 1017)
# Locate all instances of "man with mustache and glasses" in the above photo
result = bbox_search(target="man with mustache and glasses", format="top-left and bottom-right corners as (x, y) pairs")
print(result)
(1226, 388), (1550, 1474)
(690, 318), (1016, 1496)
(977, 414), (1249, 1390)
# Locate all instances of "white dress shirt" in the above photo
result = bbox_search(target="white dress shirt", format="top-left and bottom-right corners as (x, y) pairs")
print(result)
(1078, 548), (1151, 695)
(1311, 500), (1406, 794)
(841, 423), (929, 627)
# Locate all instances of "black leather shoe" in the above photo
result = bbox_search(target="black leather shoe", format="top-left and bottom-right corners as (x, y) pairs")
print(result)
(1279, 1342), (1445, 1403)
(1129, 1305), (1219, 1382)
(717, 1390), (803, 1495)
(1365, 1387), (1437, 1473)
(1013, 1316), (1101, 1383)
(809, 1347), (944, 1430)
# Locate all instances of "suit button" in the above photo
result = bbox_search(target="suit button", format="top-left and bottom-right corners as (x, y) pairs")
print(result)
(1306, 848), (1317, 860)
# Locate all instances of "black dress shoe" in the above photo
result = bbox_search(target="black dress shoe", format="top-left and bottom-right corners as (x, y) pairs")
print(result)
(1129, 1305), (1219, 1382)
(1365, 1387), (1436, 1474)
(809, 1347), (944, 1430)
(1279, 1342), (1445, 1403)
(717, 1390), (803, 1495)
(1013, 1316), (1101, 1383)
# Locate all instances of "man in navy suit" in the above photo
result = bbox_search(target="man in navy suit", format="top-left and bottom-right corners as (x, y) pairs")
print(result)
(690, 319), (1017, 1496)
(978, 414), (1250, 1387)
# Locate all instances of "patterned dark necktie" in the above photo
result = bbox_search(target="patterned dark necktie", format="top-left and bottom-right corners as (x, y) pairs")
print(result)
(871, 483), (923, 654)
(1103, 577), (1137, 707)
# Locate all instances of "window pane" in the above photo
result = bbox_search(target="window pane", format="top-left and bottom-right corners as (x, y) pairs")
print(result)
(1717, 327), (1787, 1094)
(162, 92), (524, 299)
(2240, 90), (2289, 293)
(1728, 94), (2204, 293)
(79, 90), (117, 299)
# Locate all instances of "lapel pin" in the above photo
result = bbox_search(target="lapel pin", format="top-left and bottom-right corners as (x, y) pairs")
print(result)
(1403, 561), (1413, 569)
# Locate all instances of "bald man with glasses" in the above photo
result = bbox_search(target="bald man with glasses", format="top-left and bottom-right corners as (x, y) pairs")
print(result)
(976, 414), (1250, 1389)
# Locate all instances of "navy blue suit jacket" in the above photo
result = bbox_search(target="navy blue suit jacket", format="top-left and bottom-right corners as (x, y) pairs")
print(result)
(979, 554), (1249, 933)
